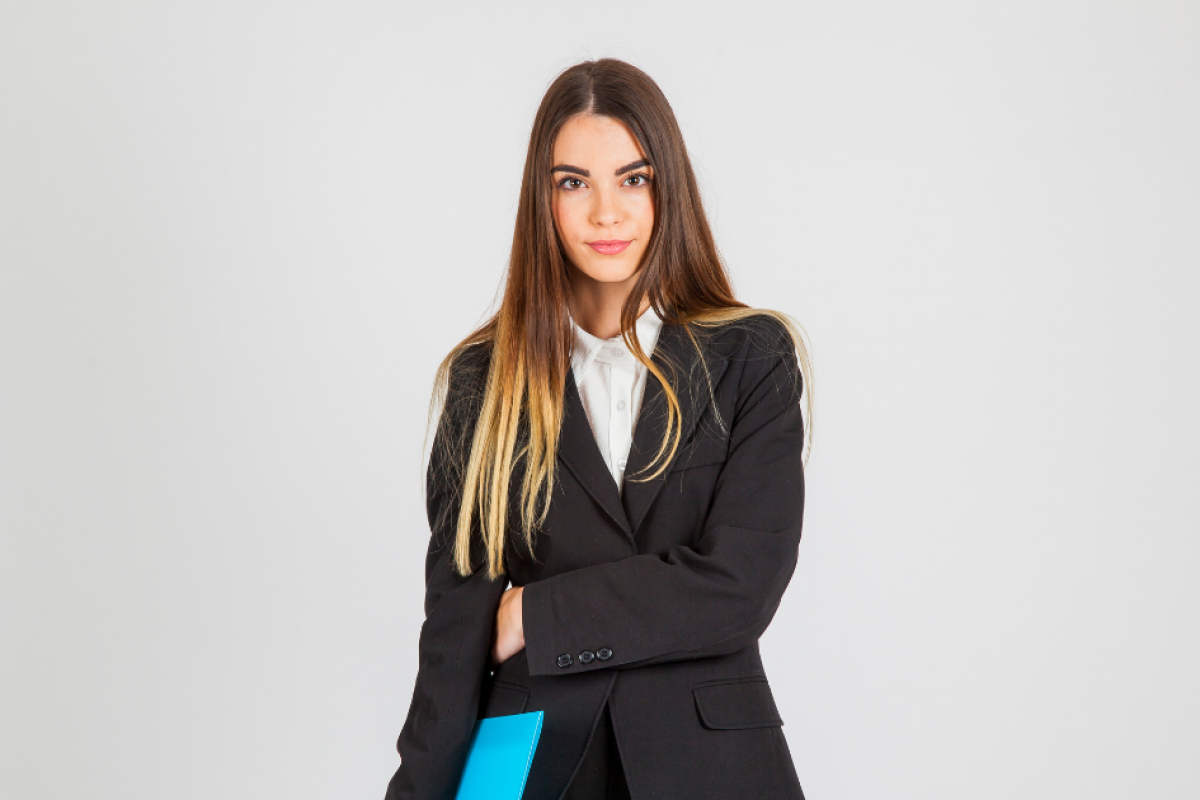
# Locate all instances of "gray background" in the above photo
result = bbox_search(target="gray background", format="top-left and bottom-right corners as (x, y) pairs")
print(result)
(2, 2), (1197, 798)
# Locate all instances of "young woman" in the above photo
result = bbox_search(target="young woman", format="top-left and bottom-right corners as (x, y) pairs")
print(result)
(385, 58), (813, 800)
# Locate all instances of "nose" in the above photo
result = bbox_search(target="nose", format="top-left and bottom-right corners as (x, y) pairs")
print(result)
(589, 186), (621, 229)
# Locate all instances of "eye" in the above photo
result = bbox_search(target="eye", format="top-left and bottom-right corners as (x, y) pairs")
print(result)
(557, 176), (587, 191)
(623, 172), (652, 188)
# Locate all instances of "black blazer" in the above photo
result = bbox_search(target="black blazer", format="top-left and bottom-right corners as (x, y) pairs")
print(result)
(386, 317), (807, 800)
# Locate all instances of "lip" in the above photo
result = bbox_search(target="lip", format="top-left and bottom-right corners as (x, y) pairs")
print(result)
(587, 239), (632, 255)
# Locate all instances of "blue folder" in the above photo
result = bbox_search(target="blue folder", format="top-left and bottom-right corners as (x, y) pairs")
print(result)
(454, 711), (544, 800)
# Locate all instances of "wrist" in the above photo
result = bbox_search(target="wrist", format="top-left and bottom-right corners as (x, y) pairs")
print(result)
(515, 586), (525, 649)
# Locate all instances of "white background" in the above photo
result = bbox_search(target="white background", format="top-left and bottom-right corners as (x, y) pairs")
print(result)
(2, 2), (1197, 798)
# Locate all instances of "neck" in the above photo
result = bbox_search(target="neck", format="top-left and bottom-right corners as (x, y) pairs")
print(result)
(567, 264), (650, 340)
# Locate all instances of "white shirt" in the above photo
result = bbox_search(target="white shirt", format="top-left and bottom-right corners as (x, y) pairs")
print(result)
(570, 308), (664, 493)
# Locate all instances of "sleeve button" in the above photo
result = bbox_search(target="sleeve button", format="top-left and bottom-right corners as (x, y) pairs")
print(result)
(596, 647), (613, 661)
(578, 650), (595, 664)
(556, 653), (573, 668)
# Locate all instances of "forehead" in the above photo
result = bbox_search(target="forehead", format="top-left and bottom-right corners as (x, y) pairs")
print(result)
(552, 114), (646, 166)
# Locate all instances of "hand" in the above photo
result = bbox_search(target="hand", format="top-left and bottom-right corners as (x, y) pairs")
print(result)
(490, 585), (525, 666)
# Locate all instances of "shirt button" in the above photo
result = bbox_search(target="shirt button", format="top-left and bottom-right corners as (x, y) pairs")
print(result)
(556, 654), (573, 668)
(611, 348), (624, 356)
(617, 459), (627, 470)
(616, 400), (626, 411)
(596, 647), (613, 661)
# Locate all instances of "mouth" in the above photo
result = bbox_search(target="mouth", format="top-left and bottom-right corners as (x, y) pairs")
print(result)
(587, 240), (632, 255)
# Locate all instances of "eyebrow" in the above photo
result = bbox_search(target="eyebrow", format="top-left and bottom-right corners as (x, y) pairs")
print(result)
(550, 159), (652, 178)
(551, 164), (589, 177)
(615, 159), (650, 175)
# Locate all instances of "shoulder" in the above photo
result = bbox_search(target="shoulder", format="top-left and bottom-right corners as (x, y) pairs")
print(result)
(446, 339), (493, 389)
(687, 312), (803, 405)
(693, 312), (799, 375)
(701, 312), (793, 357)
(437, 339), (494, 432)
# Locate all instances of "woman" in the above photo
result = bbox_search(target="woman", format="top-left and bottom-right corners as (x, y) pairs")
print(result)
(385, 58), (813, 800)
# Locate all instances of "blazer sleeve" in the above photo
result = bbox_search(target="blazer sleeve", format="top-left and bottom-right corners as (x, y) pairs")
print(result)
(521, 325), (805, 677)
(385, 356), (507, 800)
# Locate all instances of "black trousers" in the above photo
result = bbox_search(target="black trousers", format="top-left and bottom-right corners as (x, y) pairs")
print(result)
(561, 702), (631, 800)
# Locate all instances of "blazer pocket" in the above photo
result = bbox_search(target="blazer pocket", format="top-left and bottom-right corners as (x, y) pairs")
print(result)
(481, 679), (530, 718)
(669, 438), (728, 473)
(692, 676), (784, 730)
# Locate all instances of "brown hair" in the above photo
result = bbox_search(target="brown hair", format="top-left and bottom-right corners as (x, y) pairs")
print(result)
(432, 58), (813, 577)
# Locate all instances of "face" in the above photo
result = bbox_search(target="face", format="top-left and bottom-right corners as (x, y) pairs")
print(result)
(550, 114), (655, 288)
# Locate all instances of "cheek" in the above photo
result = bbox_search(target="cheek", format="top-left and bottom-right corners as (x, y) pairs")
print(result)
(633, 195), (655, 236)
(552, 198), (582, 243)
(551, 197), (564, 235)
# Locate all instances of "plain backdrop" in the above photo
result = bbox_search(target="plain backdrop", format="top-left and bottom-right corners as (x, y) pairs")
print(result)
(2, 2), (1198, 798)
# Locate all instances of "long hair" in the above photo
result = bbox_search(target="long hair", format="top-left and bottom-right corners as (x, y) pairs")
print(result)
(432, 59), (814, 578)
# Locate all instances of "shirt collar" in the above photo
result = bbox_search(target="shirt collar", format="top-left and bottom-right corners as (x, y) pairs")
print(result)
(570, 306), (664, 377)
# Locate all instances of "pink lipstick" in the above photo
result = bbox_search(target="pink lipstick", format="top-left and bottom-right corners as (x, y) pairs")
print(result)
(587, 240), (632, 255)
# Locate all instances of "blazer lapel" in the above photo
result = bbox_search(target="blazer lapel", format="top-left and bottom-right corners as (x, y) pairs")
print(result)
(556, 372), (631, 535)
(622, 323), (730, 535)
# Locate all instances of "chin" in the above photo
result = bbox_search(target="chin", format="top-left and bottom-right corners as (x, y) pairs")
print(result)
(573, 254), (643, 284)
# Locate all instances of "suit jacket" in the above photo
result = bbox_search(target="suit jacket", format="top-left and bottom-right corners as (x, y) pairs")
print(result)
(385, 316), (807, 800)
